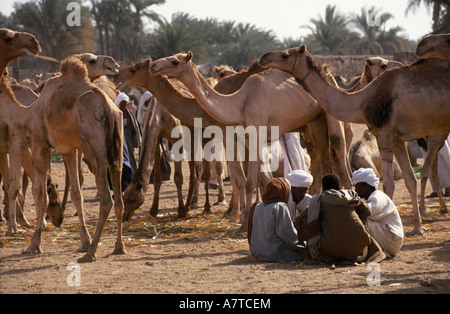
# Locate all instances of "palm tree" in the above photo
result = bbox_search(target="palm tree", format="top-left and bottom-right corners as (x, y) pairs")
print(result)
(11, 0), (97, 60)
(351, 6), (409, 55)
(146, 13), (206, 61)
(303, 5), (357, 55)
(406, 0), (450, 34)
(129, 0), (165, 61)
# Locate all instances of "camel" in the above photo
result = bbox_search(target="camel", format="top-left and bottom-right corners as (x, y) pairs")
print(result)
(149, 51), (352, 229)
(121, 94), (187, 220)
(259, 44), (450, 235)
(0, 56), (125, 262)
(415, 33), (450, 62)
(114, 59), (242, 220)
(350, 129), (403, 181)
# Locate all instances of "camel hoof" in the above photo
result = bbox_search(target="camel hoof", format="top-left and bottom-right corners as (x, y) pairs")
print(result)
(439, 207), (448, 214)
(214, 200), (228, 206)
(112, 247), (126, 255)
(77, 254), (96, 263)
(22, 245), (42, 255)
(406, 227), (425, 236)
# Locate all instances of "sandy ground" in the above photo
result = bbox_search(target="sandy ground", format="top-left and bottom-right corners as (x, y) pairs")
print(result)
(1, 154), (449, 295)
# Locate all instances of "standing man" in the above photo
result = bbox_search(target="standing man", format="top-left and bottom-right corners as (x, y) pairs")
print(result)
(353, 168), (404, 257)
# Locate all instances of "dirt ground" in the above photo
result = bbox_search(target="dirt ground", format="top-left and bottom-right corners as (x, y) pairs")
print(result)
(1, 154), (449, 295)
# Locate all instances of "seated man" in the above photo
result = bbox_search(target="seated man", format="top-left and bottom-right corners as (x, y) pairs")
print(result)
(298, 173), (385, 264)
(248, 177), (306, 263)
(285, 170), (314, 220)
(353, 168), (404, 257)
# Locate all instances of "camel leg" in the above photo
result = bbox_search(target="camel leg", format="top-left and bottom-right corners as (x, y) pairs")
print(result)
(107, 161), (125, 257)
(23, 145), (51, 255)
(5, 142), (25, 235)
(225, 161), (245, 221)
(327, 117), (352, 189)
(376, 136), (395, 198)
(392, 138), (423, 235)
(61, 158), (70, 213)
(78, 157), (114, 263)
(213, 160), (227, 206)
(203, 160), (212, 214)
(420, 134), (448, 215)
(173, 160), (187, 218)
(150, 146), (162, 217)
(184, 160), (196, 211)
(63, 153), (91, 253)
(242, 160), (259, 231)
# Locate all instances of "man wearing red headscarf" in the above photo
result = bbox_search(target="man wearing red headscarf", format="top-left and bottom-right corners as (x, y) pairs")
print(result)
(248, 177), (306, 262)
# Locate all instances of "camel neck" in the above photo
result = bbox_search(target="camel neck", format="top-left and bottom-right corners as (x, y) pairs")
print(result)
(176, 62), (243, 126)
(300, 69), (365, 124)
(147, 75), (221, 128)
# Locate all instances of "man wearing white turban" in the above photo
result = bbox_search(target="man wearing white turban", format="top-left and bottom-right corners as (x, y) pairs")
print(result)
(285, 170), (314, 220)
(353, 168), (404, 257)
(137, 91), (153, 127)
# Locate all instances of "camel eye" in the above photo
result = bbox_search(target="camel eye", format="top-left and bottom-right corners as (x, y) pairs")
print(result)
(129, 68), (136, 74)
(172, 60), (180, 66)
(281, 53), (289, 59)
(89, 59), (96, 64)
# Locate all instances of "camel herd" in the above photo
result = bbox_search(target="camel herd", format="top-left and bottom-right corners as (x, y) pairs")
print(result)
(0, 27), (449, 262)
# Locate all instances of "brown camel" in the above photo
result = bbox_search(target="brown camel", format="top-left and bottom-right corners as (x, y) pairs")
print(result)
(114, 58), (243, 220)
(149, 51), (350, 229)
(416, 33), (450, 62)
(122, 95), (187, 220)
(259, 44), (450, 235)
(0, 56), (125, 262)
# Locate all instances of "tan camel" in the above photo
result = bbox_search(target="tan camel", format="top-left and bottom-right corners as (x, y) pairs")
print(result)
(0, 56), (125, 262)
(114, 59), (243, 220)
(121, 94), (187, 220)
(259, 44), (450, 235)
(416, 33), (450, 62)
(149, 51), (350, 229)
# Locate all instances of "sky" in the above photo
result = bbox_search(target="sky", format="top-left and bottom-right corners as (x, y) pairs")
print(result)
(1, 0), (434, 41)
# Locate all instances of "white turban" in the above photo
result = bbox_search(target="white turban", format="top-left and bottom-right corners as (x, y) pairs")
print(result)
(115, 92), (129, 107)
(139, 91), (152, 106)
(286, 170), (313, 188)
(352, 168), (379, 188)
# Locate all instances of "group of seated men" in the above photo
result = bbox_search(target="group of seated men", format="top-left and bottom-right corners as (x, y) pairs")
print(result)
(248, 168), (404, 265)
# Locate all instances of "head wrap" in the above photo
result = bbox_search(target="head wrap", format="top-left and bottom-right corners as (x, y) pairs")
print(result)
(261, 177), (291, 205)
(139, 91), (152, 106)
(114, 92), (129, 107)
(286, 170), (313, 188)
(352, 168), (379, 188)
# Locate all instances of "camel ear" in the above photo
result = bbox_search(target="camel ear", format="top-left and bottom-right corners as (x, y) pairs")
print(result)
(186, 51), (193, 61)
(299, 44), (307, 55)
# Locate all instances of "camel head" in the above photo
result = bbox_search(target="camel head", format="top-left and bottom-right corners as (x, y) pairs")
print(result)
(213, 64), (236, 81)
(75, 53), (120, 81)
(415, 33), (450, 62)
(46, 178), (63, 227)
(122, 175), (146, 221)
(149, 51), (194, 77)
(114, 58), (153, 90)
(259, 44), (314, 79)
(363, 57), (403, 83)
(0, 28), (41, 60)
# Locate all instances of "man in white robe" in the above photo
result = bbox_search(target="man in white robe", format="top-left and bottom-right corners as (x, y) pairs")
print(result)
(353, 168), (404, 257)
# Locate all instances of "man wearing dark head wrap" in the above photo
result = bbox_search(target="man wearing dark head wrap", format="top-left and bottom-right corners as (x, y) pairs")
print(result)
(301, 173), (385, 265)
(247, 177), (306, 262)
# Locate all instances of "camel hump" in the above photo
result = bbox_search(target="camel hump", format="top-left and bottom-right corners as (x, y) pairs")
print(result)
(60, 56), (88, 78)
